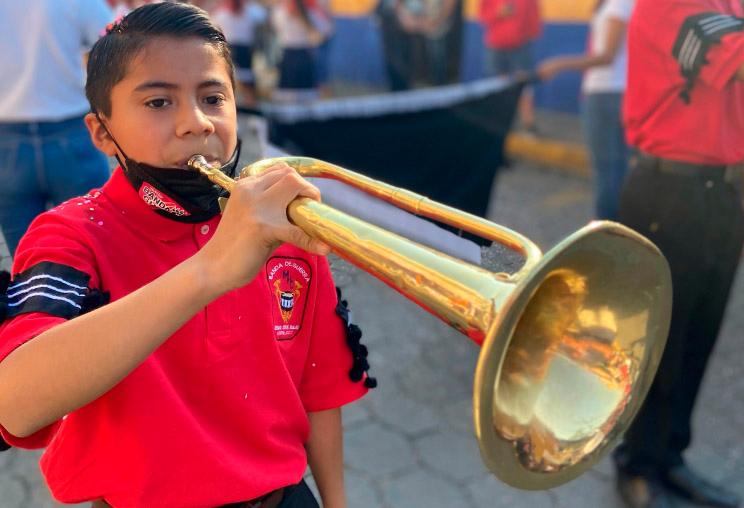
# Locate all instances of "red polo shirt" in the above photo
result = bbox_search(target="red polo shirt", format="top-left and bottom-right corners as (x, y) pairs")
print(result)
(624, 0), (744, 165)
(0, 168), (368, 507)
(479, 0), (541, 50)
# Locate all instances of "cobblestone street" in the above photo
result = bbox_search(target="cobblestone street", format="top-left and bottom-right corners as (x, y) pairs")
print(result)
(1, 136), (742, 507)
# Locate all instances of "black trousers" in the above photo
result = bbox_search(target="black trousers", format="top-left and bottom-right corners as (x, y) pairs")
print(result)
(278, 48), (317, 90)
(219, 479), (319, 508)
(276, 480), (319, 508)
(614, 154), (744, 475)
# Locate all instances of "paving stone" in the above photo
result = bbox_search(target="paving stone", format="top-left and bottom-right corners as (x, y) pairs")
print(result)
(397, 359), (471, 406)
(589, 455), (615, 481)
(441, 397), (476, 437)
(420, 329), (480, 387)
(345, 469), (383, 508)
(340, 279), (428, 370)
(685, 448), (739, 485)
(722, 463), (744, 499)
(383, 470), (468, 508)
(467, 473), (556, 508)
(365, 381), (439, 436)
(344, 423), (416, 477)
(28, 480), (86, 508)
(415, 432), (488, 482)
(551, 472), (624, 508)
(344, 399), (372, 429)
(0, 474), (29, 508)
(10, 449), (43, 484)
(0, 447), (17, 471)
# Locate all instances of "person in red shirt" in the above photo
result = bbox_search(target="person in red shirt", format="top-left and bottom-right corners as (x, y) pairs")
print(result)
(614, 1), (744, 507)
(0, 3), (372, 507)
(478, 0), (541, 132)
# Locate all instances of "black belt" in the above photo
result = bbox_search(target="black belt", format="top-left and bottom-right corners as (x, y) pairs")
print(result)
(218, 486), (287, 508)
(91, 483), (294, 508)
(634, 153), (743, 183)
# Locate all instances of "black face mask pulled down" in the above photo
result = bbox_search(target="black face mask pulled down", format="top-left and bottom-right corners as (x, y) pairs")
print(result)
(116, 140), (241, 223)
(96, 115), (242, 223)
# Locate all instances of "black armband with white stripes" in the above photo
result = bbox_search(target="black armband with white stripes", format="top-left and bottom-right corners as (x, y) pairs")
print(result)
(0, 271), (9, 322)
(3, 262), (109, 320)
(673, 12), (744, 103)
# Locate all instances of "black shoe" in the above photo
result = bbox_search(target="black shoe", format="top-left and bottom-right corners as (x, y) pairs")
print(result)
(663, 464), (741, 507)
(617, 471), (674, 508)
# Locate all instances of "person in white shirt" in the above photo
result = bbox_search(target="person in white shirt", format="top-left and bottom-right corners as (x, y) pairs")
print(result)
(212, 0), (268, 105)
(270, 0), (326, 102)
(0, 0), (113, 255)
(536, 0), (634, 220)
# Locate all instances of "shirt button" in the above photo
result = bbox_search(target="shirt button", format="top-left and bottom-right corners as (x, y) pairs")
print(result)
(200, 225), (210, 235)
(705, 180), (714, 189)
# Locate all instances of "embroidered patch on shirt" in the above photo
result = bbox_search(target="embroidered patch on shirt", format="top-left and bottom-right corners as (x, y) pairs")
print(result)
(266, 257), (312, 340)
(5, 262), (91, 319)
(139, 183), (191, 217)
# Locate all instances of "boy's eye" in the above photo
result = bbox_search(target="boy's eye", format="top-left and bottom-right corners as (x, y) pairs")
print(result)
(145, 98), (170, 109)
(204, 95), (226, 106)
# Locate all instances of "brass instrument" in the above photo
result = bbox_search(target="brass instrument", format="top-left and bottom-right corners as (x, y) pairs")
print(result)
(188, 155), (672, 490)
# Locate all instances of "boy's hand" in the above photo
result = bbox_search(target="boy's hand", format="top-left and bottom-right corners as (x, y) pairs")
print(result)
(195, 162), (330, 293)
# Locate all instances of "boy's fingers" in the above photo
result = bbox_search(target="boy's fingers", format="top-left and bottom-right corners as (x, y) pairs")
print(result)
(297, 180), (322, 202)
(261, 161), (293, 173)
(247, 165), (294, 192)
(230, 166), (296, 201)
(264, 172), (321, 207)
(285, 226), (330, 256)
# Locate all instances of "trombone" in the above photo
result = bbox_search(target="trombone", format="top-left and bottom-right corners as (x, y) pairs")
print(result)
(188, 155), (671, 490)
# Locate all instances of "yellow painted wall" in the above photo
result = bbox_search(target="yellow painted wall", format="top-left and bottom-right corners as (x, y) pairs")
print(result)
(331, 0), (596, 22)
(329, 0), (377, 16)
(539, 0), (595, 21)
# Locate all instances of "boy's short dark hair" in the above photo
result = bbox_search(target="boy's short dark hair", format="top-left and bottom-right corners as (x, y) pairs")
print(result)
(86, 2), (235, 117)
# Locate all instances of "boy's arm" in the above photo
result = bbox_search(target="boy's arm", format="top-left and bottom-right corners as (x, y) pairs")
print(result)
(0, 164), (328, 439)
(307, 407), (346, 508)
(0, 257), (220, 438)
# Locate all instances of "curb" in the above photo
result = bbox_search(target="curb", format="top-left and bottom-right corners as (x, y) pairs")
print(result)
(505, 133), (590, 178)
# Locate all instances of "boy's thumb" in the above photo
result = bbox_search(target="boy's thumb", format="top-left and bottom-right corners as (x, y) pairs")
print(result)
(288, 227), (330, 256)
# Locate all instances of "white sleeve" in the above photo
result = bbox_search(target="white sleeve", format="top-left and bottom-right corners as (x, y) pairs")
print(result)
(605, 0), (635, 21)
(78, 0), (114, 49)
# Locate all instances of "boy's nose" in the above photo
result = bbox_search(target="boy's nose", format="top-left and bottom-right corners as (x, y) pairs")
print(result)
(175, 104), (215, 138)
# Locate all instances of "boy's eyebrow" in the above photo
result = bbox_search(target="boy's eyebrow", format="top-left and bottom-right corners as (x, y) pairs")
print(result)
(134, 81), (179, 92)
(133, 80), (227, 92)
(198, 79), (228, 89)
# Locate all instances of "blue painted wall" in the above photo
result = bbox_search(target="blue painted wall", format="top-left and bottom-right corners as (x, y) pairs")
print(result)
(326, 17), (589, 113)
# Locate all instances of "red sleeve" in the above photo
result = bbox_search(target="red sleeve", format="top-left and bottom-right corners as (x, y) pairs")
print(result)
(663, 0), (744, 90)
(298, 257), (368, 412)
(0, 213), (99, 448)
(699, 28), (744, 90)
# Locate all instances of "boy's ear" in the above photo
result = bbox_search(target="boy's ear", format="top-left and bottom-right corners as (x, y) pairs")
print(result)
(84, 112), (118, 158)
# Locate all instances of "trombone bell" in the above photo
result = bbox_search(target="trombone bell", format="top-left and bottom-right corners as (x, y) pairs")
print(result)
(475, 223), (670, 489)
(188, 155), (672, 490)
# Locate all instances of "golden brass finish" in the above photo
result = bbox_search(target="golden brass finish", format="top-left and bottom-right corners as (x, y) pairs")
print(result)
(187, 155), (672, 490)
